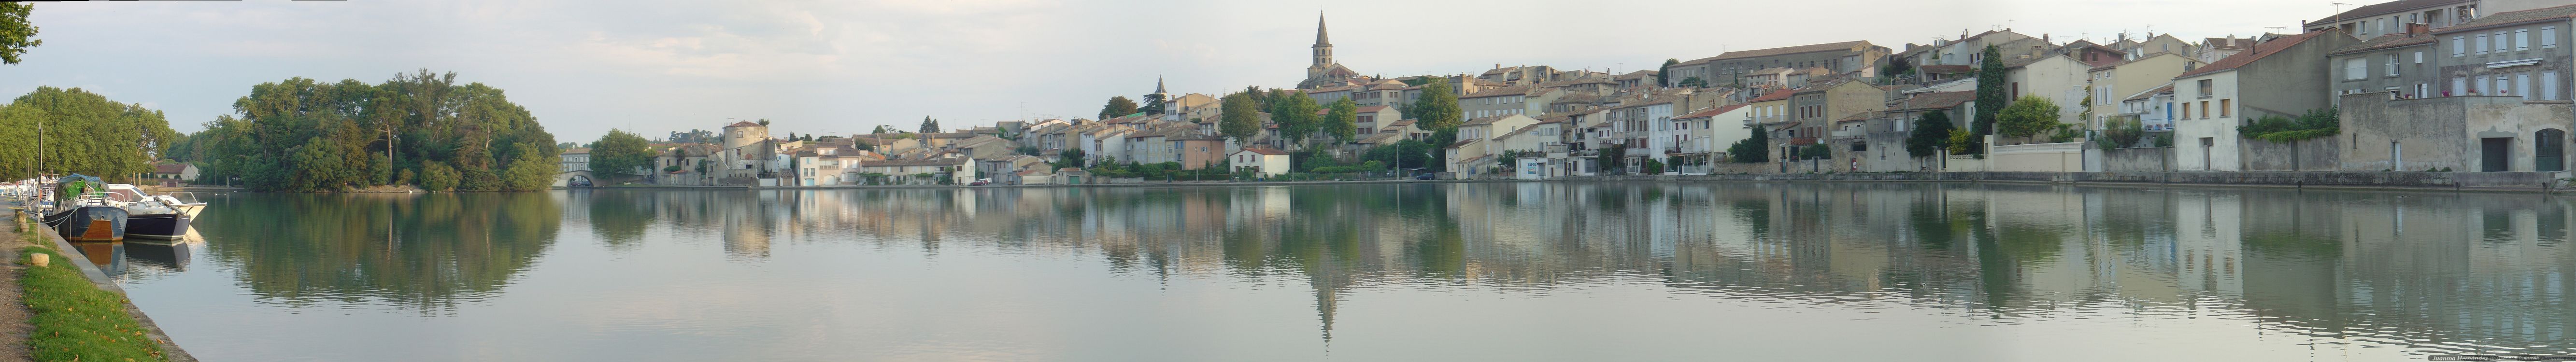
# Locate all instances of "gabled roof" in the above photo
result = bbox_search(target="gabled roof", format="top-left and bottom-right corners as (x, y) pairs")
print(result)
(1444, 138), (1481, 149)
(1461, 84), (1535, 98)
(152, 163), (192, 174)
(2002, 53), (2072, 69)
(2201, 37), (2259, 51)
(1309, 84), (1362, 93)
(2124, 84), (2176, 101)
(1747, 89), (1797, 103)
(2088, 52), (2185, 71)
(2306, 0), (2476, 28)
(2176, 30), (2342, 79)
(2435, 4), (2576, 34)
(1493, 123), (1549, 141)
(1674, 104), (1749, 120)
(1691, 41), (1875, 64)
(1463, 114), (1525, 126)
(1890, 91), (1977, 111)
(2328, 29), (2438, 56)
(1836, 111), (1883, 123)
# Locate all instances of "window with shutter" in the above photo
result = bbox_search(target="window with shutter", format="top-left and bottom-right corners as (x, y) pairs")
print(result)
(2547, 72), (2562, 100)
(2517, 28), (2531, 51)
(2548, 27), (2561, 48)
(2456, 36), (2469, 56)
(2345, 58), (2368, 80)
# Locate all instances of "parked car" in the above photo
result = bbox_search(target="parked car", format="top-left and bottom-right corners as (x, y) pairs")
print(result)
(968, 178), (991, 186)
(1412, 173), (1436, 181)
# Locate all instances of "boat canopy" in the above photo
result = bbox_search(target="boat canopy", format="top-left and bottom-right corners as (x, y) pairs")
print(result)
(53, 174), (105, 202)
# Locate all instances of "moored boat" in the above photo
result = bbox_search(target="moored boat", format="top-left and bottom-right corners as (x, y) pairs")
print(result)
(42, 175), (127, 242)
(106, 184), (191, 240)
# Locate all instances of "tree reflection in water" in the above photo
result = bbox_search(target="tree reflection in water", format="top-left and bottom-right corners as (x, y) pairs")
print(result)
(198, 192), (559, 312)
(153, 184), (2576, 357)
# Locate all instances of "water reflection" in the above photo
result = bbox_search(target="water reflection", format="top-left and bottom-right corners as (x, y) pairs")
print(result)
(113, 183), (2576, 360)
(192, 193), (560, 312)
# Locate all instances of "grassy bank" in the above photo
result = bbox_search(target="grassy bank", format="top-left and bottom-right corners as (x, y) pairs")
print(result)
(18, 222), (169, 362)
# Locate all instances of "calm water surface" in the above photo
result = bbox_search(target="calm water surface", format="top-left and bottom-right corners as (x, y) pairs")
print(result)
(89, 183), (2576, 361)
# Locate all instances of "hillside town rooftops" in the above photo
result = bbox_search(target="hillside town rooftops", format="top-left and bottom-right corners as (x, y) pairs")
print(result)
(2328, 29), (2439, 55)
(2177, 30), (2342, 79)
(2437, 4), (2576, 33)
(1675, 104), (1749, 119)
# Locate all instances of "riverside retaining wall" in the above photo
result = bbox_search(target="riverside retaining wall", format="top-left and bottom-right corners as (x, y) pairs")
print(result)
(1554, 170), (2563, 189)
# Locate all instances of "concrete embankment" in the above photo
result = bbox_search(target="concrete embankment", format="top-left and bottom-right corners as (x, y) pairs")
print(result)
(1548, 171), (2567, 192)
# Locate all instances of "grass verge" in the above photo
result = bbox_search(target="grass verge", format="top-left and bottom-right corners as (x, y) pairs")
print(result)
(21, 232), (170, 362)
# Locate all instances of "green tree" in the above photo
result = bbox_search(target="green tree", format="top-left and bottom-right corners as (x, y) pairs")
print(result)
(1907, 111), (1957, 158)
(502, 149), (556, 191)
(587, 129), (653, 180)
(1996, 95), (2063, 139)
(2239, 107), (2342, 142)
(918, 116), (939, 133)
(1098, 96), (1140, 120)
(1800, 143), (1832, 160)
(1272, 93), (1321, 145)
(1678, 77), (1707, 88)
(1365, 139), (1434, 170)
(196, 70), (554, 192)
(0, 87), (177, 181)
(1974, 45), (2007, 139)
(1728, 126), (1770, 163)
(1597, 145), (1627, 174)
(1656, 58), (1679, 86)
(0, 2), (38, 65)
(1408, 78), (1463, 131)
(1218, 92), (1262, 142)
(1324, 97), (1359, 142)
(420, 161), (459, 192)
(1056, 149), (1085, 168)
(1946, 129), (1975, 155)
(1139, 92), (1166, 115)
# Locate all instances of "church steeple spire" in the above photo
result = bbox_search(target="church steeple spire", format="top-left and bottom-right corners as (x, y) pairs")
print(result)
(1315, 13), (1331, 46)
(1311, 13), (1333, 67)
(1155, 76), (1167, 94)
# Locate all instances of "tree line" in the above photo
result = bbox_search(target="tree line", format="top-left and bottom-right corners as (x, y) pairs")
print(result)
(168, 70), (560, 192)
(0, 87), (182, 181)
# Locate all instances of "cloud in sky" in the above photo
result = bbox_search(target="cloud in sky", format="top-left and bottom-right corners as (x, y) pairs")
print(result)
(0, 0), (2324, 142)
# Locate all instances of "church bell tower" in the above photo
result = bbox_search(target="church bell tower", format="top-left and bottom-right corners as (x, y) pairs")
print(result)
(1311, 13), (1333, 67)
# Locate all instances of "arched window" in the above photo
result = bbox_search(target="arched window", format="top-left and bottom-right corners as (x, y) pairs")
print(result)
(2540, 129), (2567, 172)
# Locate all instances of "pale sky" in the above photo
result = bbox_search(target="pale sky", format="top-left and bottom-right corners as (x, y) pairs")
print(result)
(0, 0), (2332, 142)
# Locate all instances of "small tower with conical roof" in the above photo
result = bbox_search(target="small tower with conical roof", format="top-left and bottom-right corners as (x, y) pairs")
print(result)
(1312, 13), (1333, 67)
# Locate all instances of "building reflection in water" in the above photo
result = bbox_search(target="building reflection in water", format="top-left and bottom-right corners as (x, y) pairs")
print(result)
(155, 183), (2576, 355)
